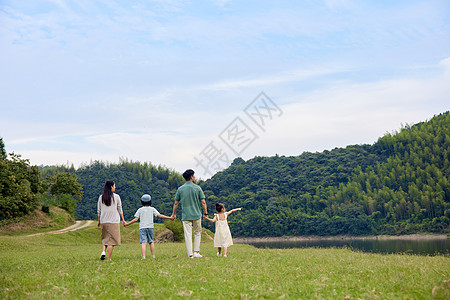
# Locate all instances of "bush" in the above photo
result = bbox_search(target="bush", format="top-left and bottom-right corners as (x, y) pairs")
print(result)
(55, 194), (77, 216)
(164, 219), (184, 241)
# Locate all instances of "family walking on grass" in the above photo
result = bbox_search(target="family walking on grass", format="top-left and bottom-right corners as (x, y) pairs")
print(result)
(97, 169), (242, 261)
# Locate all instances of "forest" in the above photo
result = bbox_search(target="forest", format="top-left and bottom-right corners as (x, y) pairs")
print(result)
(39, 160), (185, 222)
(1, 112), (449, 236)
(201, 112), (450, 236)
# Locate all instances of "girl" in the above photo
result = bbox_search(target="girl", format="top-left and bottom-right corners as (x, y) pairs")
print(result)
(205, 203), (242, 257)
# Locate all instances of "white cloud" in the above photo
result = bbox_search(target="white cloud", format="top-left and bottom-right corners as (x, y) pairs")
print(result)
(250, 63), (450, 159)
(209, 0), (232, 8)
(323, 0), (353, 10)
(3, 57), (450, 179)
(193, 66), (347, 91)
(1, 1), (450, 180)
(439, 57), (450, 75)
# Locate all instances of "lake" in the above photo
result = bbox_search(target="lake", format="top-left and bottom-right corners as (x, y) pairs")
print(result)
(238, 238), (450, 256)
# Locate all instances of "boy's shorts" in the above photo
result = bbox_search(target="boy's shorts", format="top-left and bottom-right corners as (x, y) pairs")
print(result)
(139, 228), (154, 243)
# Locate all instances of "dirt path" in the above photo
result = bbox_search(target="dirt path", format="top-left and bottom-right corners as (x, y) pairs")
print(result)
(27, 220), (95, 237)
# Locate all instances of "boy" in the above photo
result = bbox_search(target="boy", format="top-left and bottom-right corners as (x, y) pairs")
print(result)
(124, 194), (172, 259)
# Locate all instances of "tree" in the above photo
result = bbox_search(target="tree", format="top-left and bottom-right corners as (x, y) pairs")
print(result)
(49, 172), (83, 201)
(0, 153), (43, 219)
(0, 137), (6, 159)
(47, 172), (83, 216)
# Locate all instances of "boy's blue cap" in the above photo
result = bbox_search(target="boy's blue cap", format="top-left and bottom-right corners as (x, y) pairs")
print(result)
(141, 194), (151, 202)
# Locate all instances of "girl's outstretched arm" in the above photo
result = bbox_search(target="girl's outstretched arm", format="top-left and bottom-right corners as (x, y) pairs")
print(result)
(204, 215), (217, 223)
(226, 208), (242, 215)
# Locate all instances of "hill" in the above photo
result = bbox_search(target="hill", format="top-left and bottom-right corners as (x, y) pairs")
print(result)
(0, 206), (74, 235)
(37, 112), (450, 237)
(200, 112), (450, 236)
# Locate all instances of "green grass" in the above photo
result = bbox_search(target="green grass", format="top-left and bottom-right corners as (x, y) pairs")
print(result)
(1, 223), (450, 299)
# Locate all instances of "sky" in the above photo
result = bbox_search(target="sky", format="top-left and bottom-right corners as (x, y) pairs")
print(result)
(1, 0), (449, 179)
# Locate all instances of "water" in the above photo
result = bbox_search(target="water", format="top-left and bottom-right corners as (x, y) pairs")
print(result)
(242, 238), (450, 256)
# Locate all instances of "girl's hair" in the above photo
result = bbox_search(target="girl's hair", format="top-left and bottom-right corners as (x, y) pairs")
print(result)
(215, 202), (225, 213)
(102, 180), (115, 206)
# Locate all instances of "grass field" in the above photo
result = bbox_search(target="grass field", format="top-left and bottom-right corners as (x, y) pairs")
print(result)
(1, 221), (450, 299)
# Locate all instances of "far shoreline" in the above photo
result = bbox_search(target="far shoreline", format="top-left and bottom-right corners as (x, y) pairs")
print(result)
(234, 233), (449, 243)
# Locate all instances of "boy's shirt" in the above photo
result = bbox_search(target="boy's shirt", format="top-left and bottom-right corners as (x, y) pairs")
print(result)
(134, 206), (160, 229)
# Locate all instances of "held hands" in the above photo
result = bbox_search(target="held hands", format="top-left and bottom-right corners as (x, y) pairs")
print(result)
(170, 214), (176, 221)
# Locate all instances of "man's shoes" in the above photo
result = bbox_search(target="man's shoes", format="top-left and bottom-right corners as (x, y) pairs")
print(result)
(193, 252), (203, 258)
(100, 251), (106, 260)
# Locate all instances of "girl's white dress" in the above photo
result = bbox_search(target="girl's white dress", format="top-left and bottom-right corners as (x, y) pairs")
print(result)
(214, 213), (233, 248)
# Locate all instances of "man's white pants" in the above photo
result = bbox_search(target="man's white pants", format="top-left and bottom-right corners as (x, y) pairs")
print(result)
(182, 219), (202, 257)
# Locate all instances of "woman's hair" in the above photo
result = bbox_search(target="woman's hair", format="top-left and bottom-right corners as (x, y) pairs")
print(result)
(215, 202), (225, 213)
(102, 180), (115, 206)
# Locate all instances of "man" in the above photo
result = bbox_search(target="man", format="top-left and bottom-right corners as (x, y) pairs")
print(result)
(171, 169), (208, 258)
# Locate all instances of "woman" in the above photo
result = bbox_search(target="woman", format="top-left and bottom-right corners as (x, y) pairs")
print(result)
(97, 180), (125, 261)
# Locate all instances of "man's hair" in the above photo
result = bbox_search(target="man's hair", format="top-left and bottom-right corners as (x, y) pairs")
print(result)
(182, 169), (195, 181)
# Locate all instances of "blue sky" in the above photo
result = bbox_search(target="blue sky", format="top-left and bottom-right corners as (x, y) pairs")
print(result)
(1, 0), (449, 179)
